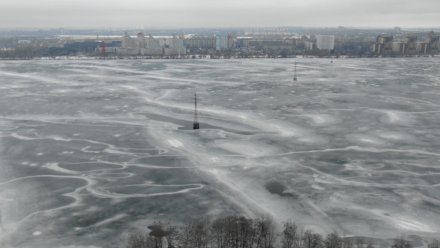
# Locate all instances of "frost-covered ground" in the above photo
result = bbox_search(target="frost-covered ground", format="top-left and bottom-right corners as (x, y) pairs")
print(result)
(0, 58), (439, 247)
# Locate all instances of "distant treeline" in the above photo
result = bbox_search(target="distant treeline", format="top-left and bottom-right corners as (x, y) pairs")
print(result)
(125, 216), (439, 248)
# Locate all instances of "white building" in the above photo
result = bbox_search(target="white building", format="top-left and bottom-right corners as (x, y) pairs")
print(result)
(215, 35), (228, 51)
(316, 35), (335, 51)
(17, 40), (32, 47)
(119, 33), (185, 56)
(163, 36), (186, 56)
(145, 34), (163, 56)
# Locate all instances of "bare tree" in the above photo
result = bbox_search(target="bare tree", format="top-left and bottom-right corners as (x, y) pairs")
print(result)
(253, 216), (276, 248)
(211, 217), (228, 248)
(391, 237), (411, 248)
(326, 233), (342, 248)
(342, 237), (354, 248)
(127, 216), (429, 248)
(179, 218), (211, 248)
(210, 216), (259, 248)
(147, 221), (177, 248)
(282, 221), (301, 248)
(365, 240), (374, 248)
(303, 230), (324, 248)
(355, 237), (364, 248)
(126, 232), (155, 248)
(228, 216), (256, 248)
(166, 225), (179, 248)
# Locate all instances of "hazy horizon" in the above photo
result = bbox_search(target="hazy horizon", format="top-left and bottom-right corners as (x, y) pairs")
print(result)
(1, 26), (439, 33)
(1, 0), (439, 29)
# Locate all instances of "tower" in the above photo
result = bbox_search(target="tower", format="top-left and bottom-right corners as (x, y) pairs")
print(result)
(293, 61), (297, 81)
(193, 91), (200, 130)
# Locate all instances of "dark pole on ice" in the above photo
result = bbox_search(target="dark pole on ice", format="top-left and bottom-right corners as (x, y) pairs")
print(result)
(193, 91), (200, 130)
(293, 61), (297, 81)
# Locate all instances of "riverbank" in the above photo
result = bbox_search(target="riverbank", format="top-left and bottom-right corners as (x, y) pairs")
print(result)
(0, 54), (438, 61)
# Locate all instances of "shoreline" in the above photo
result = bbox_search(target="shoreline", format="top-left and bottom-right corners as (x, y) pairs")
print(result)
(0, 55), (438, 61)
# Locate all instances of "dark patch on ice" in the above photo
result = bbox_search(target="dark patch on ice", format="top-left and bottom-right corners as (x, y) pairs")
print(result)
(265, 181), (294, 197)
(141, 112), (257, 135)
(178, 123), (257, 136)
(327, 157), (348, 165)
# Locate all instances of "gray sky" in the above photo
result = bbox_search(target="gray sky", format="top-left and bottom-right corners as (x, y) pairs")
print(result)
(0, 0), (439, 28)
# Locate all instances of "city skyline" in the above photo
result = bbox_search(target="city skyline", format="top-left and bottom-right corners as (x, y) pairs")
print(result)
(0, 0), (439, 29)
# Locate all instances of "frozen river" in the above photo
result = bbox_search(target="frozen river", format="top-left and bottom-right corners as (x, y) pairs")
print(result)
(0, 58), (440, 247)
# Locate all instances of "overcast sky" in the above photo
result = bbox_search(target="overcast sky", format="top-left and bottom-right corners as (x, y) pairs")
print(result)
(0, 0), (439, 29)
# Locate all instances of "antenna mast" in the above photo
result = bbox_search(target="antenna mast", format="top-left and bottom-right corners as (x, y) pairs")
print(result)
(293, 61), (297, 81)
(193, 91), (200, 130)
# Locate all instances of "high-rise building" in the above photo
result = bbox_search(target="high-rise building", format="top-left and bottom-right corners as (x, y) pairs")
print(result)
(426, 31), (440, 54)
(184, 35), (216, 50)
(372, 35), (393, 55)
(119, 33), (139, 55)
(215, 35), (228, 51)
(316, 35), (335, 51)
(145, 34), (163, 56)
(164, 35), (186, 56)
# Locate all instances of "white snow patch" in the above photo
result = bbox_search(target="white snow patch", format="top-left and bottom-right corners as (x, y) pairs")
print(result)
(346, 134), (388, 146)
(42, 162), (77, 174)
(214, 140), (278, 157)
(93, 213), (127, 227)
(167, 138), (183, 148)
(306, 114), (338, 125)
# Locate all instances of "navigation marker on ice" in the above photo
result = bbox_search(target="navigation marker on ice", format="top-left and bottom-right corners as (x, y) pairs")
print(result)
(293, 61), (298, 81)
(193, 91), (200, 130)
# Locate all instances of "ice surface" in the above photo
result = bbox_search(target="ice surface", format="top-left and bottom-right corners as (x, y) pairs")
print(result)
(0, 58), (440, 247)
